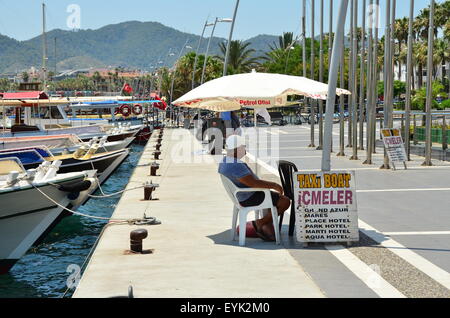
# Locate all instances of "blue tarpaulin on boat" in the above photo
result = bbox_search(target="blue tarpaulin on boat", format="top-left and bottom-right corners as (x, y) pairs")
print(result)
(0, 150), (44, 165)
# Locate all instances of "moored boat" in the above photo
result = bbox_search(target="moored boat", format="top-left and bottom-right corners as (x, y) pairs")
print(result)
(0, 158), (97, 274)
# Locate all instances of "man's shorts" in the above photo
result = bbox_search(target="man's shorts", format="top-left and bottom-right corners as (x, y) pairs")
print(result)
(239, 191), (280, 207)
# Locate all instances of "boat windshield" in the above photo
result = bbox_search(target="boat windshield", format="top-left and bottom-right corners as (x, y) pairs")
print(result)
(0, 157), (26, 175)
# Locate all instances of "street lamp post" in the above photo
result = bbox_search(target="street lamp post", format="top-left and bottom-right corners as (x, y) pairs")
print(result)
(223, 0), (240, 76)
(170, 41), (192, 126)
(200, 18), (232, 85)
(192, 19), (213, 89)
(200, 17), (218, 85)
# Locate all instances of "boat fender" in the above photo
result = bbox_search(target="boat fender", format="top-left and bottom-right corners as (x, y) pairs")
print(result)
(59, 179), (93, 194)
(133, 104), (143, 115)
(120, 104), (132, 117)
(68, 177), (98, 205)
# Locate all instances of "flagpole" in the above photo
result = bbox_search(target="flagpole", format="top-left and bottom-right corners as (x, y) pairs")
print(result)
(404, 0), (414, 161)
(358, 0), (366, 151)
(350, 0), (359, 160)
(423, 0), (435, 166)
(317, 0), (324, 150)
(309, 0), (316, 148)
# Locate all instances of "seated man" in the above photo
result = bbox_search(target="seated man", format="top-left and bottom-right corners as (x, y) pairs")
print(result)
(218, 135), (291, 241)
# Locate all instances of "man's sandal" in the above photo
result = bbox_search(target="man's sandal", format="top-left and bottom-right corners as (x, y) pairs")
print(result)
(252, 221), (275, 242)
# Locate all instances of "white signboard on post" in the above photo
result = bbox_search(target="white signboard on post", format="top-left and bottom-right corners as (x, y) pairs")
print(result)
(294, 171), (359, 244)
(381, 128), (407, 168)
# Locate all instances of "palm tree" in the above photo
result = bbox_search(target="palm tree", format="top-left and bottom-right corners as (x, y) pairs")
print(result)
(435, 1), (450, 31)
(434, 38), (450, 83)
(394, 18), (409, 80)
(413, 41), (427, 89)
(269, 32), (294, 51)
(216, 40), (260, 74)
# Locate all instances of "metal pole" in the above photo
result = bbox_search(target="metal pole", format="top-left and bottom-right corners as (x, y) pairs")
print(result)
(423, 0), (435, 166)
(329, 0), (333, 70)
(192, 19), (209, 89)
(170, 39), (190, 126)
(389, 0), (396, 129)
(337, 28), (346, 157)
(42, 2), (47, 92)
(371, 0), (379, 154)
(358, 0), (366, 151)
(309, 0), (316, 148)
(322, 0), (350, 171)
(201, 18), (218, 85)
(329, 0), (334, 153)
(54, 37), (57, 75)
(347, 0), (353, 148)
(302, 0), (307, 77)
(317, 0), (324, 150)
(381, 0), (392, 169)
(404, 0), (414, 161)
(364, 0), (374, 164)
(223, 0), (240, 76)
(350, 0), (358, 160)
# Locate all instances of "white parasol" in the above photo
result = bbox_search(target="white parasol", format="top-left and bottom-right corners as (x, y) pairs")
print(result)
(173, 70), (351, 175)
(173, 70), (350, 111)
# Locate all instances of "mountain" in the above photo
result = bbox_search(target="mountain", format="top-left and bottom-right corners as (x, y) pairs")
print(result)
(244, 34), (279, 56)
(0, 21), (279, 74)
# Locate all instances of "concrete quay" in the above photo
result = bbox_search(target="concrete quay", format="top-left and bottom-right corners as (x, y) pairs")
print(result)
(73, 128), (324, 298)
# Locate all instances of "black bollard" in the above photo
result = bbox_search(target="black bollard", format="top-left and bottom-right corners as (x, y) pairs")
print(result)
(153, 150), (161, 160)
(150, 162), (160, 176)
(155, 143), (161, 151)
(130, 229), (148, 253)
(143, 181), (159, 200)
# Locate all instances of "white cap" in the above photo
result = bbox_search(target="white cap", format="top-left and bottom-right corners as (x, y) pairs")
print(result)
(225, 135), (245, 150)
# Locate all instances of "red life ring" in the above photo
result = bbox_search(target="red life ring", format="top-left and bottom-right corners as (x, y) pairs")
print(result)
(120, 104), (132, 117)
(133, 104), (143, 115)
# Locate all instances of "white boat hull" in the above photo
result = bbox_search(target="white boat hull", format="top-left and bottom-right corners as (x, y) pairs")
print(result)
(0, 174), (92, 274)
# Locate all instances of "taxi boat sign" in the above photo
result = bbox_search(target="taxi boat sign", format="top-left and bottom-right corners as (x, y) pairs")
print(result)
(381, 128), (407, 170)
(294, 171), (359, 245)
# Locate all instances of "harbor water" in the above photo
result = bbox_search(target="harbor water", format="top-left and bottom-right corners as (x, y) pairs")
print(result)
(0, 144), (144, 298)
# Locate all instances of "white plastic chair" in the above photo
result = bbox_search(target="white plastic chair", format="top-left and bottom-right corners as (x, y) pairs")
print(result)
(220, 175), (281, 246)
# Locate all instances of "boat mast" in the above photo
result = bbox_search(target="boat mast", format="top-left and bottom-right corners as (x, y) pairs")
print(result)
(42, 2), (47, 93)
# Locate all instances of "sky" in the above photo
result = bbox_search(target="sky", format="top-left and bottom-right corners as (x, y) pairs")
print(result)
(0, 0), (433, 42)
